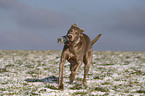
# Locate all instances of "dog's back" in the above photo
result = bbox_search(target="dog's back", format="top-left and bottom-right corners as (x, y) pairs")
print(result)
(81, 34), (92, 55)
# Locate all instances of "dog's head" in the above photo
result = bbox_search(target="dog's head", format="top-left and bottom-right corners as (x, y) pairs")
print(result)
(57, 24), (84, 46)
(67, 24), (84, 43)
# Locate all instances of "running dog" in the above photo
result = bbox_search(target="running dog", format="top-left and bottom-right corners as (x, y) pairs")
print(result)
(57, 24), (101, 90)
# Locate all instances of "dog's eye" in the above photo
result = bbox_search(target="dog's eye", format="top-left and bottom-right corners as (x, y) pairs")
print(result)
(68, 29), (72, 32)
(75, 31), (78, 35)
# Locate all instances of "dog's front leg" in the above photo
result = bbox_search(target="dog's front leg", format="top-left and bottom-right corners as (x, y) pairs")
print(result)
(58, 51), (68, 90)
(69, 60), (83, 84)
(58, 61), (64, 90)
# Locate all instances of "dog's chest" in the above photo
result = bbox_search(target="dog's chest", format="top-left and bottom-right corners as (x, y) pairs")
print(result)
(67, 53), (77, 63)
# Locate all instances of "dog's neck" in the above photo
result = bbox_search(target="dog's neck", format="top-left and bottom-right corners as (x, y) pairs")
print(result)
(71, 37), (81, 47)
(67, 37), (82, 54)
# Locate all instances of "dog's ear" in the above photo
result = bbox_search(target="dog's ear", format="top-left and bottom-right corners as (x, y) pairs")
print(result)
(80, 28), (84, 37)
(72, 24), (78, 27)
(80, 28), (84, 32)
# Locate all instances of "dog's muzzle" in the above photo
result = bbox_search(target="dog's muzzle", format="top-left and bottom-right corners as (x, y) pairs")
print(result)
(57, 35), (72, 46)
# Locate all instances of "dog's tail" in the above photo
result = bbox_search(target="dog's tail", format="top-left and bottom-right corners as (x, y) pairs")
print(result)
(91, 34), (102, 46)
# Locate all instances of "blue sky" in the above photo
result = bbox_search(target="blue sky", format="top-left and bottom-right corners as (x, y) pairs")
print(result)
(0, 0), (145, 51)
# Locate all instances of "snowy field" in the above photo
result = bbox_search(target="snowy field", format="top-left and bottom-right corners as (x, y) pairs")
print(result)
(0, 50), (145, 95)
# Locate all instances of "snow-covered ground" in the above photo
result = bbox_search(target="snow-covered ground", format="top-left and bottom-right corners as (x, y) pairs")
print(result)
(0, 50), (145, 95)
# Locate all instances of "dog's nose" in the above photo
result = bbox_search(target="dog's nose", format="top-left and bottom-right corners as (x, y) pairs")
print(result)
(68, 34), (72, 39)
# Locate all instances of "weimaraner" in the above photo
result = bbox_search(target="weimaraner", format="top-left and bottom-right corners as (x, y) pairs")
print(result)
(57, 24), (101, 90)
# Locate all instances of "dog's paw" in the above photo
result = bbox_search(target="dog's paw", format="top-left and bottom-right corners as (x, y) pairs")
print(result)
(58, 84), (64, 90)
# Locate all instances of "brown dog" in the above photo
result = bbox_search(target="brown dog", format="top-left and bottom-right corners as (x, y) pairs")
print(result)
(57, 24), (101, 90)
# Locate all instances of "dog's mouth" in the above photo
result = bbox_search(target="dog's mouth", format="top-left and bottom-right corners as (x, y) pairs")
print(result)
(57, 35), (72, 46)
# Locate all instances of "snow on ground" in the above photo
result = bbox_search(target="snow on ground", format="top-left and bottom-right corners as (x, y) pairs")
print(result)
(0, 50), (145, 95)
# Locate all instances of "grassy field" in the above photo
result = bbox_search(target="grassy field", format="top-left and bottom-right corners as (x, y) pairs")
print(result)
(0, 50), (145, 95)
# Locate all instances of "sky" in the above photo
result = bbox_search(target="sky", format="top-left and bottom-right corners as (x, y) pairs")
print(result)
(0, 0), (145, 51)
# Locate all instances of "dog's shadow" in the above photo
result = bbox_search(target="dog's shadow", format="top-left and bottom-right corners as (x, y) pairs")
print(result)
(25, 76), (59, 90)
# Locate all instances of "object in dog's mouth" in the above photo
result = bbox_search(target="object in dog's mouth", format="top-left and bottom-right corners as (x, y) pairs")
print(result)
(57, 35), (72, 45)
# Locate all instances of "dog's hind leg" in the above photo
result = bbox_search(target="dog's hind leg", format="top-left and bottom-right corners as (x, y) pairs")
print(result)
(83, 49), (92, 85)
